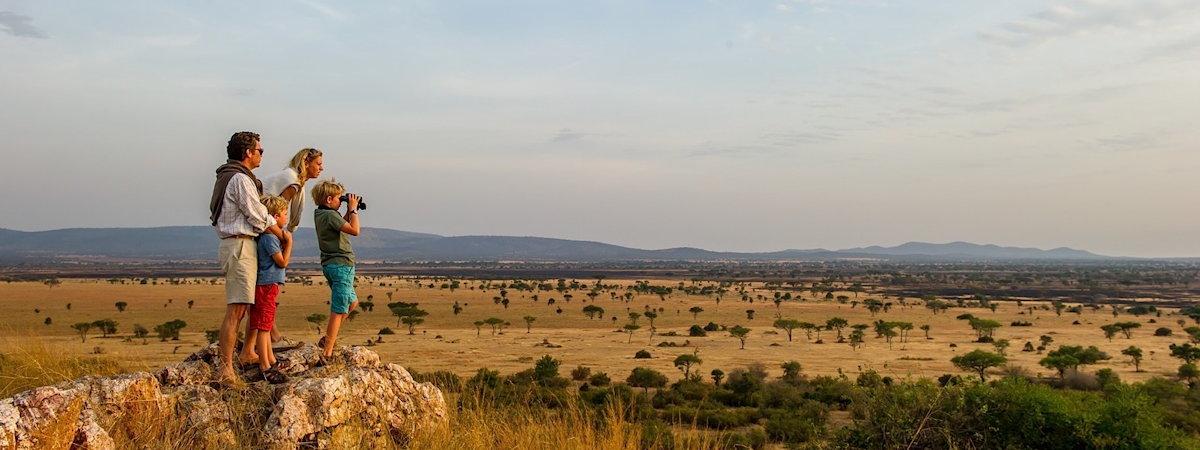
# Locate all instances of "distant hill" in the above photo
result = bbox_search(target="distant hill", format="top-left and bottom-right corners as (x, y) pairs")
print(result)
(0, 226), (1111, 262)
(839, 241), (1103, 260)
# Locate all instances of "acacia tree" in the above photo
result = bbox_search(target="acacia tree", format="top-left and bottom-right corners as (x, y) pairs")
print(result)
(473, 320), (484, 336)
(523, 316), (536, 333)
(992, 339), (1011, 356)
(673, 353), (702, 378)
(826, 317), (848, 341)
(729, 325), (750, 350)
(1122, 346), (1144, 372)
(773, 319), (801, 342)
(688, 306), (704, 319)
(115, 301), (128, 312)
(401, 316), (425, 335)
(623, 323), (641, 343)
(627, 367), (668, 393)
(644, 311), (658, 329)
(390, 303), (429, 334)
(1100, 324), (1120, 341)
(1115, 322), (1141, 339)
(92, 319), (118, 338)
(132, 324), (149, 344)
(849, 328), (865, 351)
(583, 305), (605, 320)
(72, 322), (92, 342)
(1040, 345), (1111, 380)
(1170, 343), (1200, 364)
(952, 350), (1007, 382)
(967, 318), (1002, 341)
(154, 319), (186, 341)
(920, 324), (931, 339)
(484, 317), (504, 335)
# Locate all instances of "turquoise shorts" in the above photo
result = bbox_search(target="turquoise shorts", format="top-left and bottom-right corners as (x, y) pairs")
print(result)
(321, 263), (357, 314)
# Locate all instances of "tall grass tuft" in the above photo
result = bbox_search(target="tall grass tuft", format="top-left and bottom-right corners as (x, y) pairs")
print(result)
(0, 336), (128, 397)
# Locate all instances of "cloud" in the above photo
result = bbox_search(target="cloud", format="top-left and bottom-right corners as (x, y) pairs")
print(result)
(0, 11), (48, 38)
(1140, 32), (1200, 62)
(1089, 132), (1163, 152)
(686, 142), (781, 158)
(551, 128), (588, 143)
(979, 1), (1200, 48)
(297, 0), (349, 21)
(761, 130), (841, 146)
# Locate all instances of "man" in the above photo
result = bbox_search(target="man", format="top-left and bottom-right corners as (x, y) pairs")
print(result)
(209, 131), (283, 386)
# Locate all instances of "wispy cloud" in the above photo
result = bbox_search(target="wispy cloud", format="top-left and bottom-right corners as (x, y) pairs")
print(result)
(0, 11), (48, 38)
(550, 128), (589, 143)
(297, 0), (349, 21)
(1089, 132), (1164, 152)
(979, 1), (1200, 48)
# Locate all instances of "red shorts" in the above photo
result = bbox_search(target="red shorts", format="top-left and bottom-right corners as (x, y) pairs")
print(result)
(250, 284), (280, 332)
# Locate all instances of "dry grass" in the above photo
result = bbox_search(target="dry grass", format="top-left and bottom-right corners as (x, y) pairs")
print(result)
(1, 335), (721, 449)
(410, 400), (637, 449)
(409, 395), (725, 450)
(0, 334), (129, 397)
(2, 278), (1190, 385)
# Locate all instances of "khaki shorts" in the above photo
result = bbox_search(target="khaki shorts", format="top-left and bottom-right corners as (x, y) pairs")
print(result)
(219, 238), (257, 304)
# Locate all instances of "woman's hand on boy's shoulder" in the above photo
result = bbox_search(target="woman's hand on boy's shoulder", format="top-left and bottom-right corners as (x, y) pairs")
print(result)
(280, 230), (292, 242)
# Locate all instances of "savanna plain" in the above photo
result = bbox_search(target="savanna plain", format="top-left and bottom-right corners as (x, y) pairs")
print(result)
(4, 263), (1200, 449)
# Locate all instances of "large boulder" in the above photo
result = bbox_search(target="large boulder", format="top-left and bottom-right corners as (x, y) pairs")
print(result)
(0, 344), (446, 449)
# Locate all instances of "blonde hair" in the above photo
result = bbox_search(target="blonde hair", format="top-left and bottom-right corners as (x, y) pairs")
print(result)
(310, 179), (345, 204)
(261, 195), (289, 216)
(287, 148), (323, 184)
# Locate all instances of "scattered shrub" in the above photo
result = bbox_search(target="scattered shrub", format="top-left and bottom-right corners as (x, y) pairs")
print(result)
(571, 365), (592, 381)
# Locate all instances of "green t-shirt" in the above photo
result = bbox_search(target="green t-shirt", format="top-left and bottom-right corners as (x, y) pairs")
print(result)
(314, 208), (355, 266)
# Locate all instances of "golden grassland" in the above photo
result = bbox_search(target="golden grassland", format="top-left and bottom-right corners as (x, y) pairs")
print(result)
(0, 337), (725, 450)
(0, 278), (1193, 385)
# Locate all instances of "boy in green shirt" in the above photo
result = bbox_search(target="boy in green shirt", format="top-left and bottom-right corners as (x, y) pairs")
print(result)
(311, 179), (361, 359)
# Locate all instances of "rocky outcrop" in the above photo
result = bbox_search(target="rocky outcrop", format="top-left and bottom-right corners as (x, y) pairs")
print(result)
(0, 344), (447, 449)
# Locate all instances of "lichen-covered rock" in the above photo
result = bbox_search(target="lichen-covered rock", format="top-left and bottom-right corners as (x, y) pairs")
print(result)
(264, 363), (447, 448)
(0, 344), (446, 449)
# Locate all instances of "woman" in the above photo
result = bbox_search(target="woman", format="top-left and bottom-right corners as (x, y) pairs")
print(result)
(241, 148), (323, 363)
(262, 148), (324, 232)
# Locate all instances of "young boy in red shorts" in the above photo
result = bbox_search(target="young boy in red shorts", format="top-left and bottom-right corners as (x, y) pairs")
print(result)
(247, 195), (292, 383)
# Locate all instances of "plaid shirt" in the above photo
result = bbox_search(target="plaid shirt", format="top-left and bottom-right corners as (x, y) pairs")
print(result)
(214, 173), (273, 238)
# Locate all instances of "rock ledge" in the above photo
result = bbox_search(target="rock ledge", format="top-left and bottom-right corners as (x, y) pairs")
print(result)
(0, 344), (447, 449)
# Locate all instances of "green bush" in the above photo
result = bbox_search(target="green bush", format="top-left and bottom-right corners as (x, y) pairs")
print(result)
(836, 378), (1198, 449)
(764, 407), (825, 443)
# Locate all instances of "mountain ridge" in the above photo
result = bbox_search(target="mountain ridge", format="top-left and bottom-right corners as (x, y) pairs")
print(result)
(0, 226), (1112, 262)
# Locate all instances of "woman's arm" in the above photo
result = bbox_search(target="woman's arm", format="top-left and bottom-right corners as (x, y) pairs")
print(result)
(279, 184), (300, 201)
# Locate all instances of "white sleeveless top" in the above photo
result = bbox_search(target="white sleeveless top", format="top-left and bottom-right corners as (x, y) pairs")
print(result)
(262, 168), (305, 231)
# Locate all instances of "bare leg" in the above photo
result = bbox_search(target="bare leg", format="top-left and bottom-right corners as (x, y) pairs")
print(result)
(218, 304), (250, 381)
(257, 329), (272, 371)
(240, 328), (260, 364)
(323, 313), (346, 357)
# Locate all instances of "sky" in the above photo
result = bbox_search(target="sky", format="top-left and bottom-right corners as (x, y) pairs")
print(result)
(1, 1), (1198, 257)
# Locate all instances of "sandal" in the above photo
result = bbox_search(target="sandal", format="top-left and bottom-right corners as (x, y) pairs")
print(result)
(261, 369), (289, 384)
(317, 336), (327, 349)
(312, 355), (334, 368)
